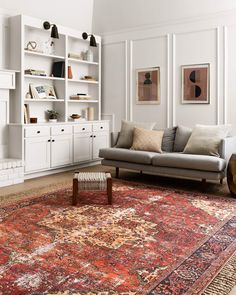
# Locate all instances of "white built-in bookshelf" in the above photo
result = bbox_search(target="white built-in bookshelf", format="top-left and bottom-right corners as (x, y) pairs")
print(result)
(7, 15), (109, 179)
(9, 15), (101, 124)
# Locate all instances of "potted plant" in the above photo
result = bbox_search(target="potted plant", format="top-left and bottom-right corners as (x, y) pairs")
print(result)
(47, 110), (59, 122)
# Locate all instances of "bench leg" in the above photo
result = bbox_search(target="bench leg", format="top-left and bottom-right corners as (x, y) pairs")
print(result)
(107, 177), (112, 205)
(72, 178), (78, 205)
(115, 167), (119, 178)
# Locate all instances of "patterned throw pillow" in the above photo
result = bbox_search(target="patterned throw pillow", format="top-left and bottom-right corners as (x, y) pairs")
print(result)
(131, 127), (164, 153)
(116, 120), (156, 149)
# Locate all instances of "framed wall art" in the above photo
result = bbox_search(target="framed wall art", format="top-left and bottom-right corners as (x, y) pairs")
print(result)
(136, 67), (160, 104)
(181, 63), (210, 104)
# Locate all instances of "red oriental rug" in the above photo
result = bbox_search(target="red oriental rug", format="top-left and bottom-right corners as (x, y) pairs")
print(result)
(0, 180), (236, 294)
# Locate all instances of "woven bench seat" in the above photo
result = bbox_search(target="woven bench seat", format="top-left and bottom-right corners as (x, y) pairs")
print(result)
(72, 172), (112, 205)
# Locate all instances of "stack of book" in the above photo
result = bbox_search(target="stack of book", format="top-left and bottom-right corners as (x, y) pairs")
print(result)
(25, 69), (46, 76)
(70, 94), (91, 100)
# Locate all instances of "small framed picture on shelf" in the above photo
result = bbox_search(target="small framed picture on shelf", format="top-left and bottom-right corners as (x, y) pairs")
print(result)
(29, 83), (57, 99)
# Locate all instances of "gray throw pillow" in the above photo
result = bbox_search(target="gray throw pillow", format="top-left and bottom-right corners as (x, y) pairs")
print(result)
(174, 125), (192, 152)
(183, 124), (232, 157)
(154, 126), (177, 152)
(116, 120), (156, 149)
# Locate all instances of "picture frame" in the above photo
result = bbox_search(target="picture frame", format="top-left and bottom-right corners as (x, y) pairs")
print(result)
(29, 83), (57, 99)
(136, 67), (160, 105)
(181, 63), (210, 104)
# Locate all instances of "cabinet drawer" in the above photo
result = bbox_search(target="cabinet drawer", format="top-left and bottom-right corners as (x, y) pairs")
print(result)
(0, 71), (15, 89)
(74, 124), (92, 133)
(51, 125), (72, 136)
(25, 126), (50, 138)
(93, 122), (109, 132)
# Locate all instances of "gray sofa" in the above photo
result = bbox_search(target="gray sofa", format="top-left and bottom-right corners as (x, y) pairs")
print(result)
(99, 127), (236, 183)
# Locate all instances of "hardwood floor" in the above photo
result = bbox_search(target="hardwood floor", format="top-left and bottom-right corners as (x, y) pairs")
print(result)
(0, 164), (231, 198)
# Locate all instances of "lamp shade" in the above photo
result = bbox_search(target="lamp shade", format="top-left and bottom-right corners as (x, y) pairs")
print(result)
(90, 35), (97, 47)
(51, 25), (59, 39)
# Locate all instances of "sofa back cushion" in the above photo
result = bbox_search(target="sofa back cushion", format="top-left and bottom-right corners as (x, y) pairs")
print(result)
(183, 124), (232, 157)
(173, 125), (192, 152)
(131, 127), (164, 153)
(154, 126), (177, 152)
(116, 120), (156, 149)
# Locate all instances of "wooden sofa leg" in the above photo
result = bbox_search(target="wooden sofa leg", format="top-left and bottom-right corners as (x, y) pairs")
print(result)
(201, 179), (207, 192)
(220, 178), (223, 185)
(115, 167), (119, 178)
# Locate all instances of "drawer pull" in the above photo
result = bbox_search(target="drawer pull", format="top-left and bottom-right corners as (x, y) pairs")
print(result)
(37, 131), (41, 134)
(61, 129), (64, 132)
(93, 135), (96, 138)
(52, 139), (55, 142)
(48, 139), (51, 142)
(90, 135), (93, 138)
(82, 128), (85, 130)
(100, 126), (103, 129)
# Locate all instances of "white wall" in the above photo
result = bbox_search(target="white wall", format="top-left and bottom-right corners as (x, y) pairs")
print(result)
(95, 5), (236, 134)
(0, 0), (94, 32)
(93, 0), (236, 34)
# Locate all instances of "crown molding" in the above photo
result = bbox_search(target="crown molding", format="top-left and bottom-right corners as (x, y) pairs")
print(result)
(99, 8), (236, 38)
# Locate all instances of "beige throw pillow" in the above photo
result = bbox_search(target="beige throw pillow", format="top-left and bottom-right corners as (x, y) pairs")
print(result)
(116, 120), (156, 149)
(131, 127), (164, 153)
(183, 124), (232, 157)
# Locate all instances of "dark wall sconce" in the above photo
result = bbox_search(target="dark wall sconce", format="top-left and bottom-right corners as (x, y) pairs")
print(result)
(43, 21), (59, 39)
(82, 32), (97, 47)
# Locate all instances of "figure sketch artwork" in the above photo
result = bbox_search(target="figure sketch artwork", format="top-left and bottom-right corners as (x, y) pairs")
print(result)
(182, 64), (210, 104)
(136, 67), (160, 104)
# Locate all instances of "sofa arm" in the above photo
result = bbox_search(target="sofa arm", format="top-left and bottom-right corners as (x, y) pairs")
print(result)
(111, 132), (120, 147)
(220, 136), (236, 164)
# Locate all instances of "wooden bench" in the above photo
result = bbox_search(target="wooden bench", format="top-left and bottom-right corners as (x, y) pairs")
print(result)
(72, 172), (112, 205)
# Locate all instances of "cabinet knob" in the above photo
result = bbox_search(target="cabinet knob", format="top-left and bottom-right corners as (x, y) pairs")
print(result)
(61, 129), (64, 132)
(37, 131), (40, 134)
(48, 139), (51, 142)
(82, 128), (85, 130)
(100, 126), (103, 129)
(90, 135), (93, 138)
(93, 135), (96, 138)
(52, 139), (55, 142)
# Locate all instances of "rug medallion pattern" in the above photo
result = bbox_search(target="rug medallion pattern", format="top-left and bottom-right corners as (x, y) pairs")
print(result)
(0, 181), (236, 294)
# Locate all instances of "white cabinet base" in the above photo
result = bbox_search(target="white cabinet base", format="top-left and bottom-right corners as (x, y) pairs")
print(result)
(51, 135), (73, 168)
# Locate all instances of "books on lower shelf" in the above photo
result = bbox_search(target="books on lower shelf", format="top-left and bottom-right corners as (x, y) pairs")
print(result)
(24, 104), (30, 124)
(70, 94), (92, 100)
(25, 69), (46, 76)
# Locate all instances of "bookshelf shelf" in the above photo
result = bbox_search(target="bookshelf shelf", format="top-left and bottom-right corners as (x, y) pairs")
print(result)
(24, 75), (65, 81)
(68, 58), (98, 66)
(24, 50), (65, 60)
(24, 99), (65, 102)
(68, 100), (99, 103)
(68, 79), (99, 84)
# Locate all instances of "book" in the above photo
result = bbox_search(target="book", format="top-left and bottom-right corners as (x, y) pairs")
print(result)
(70, 95), (91, 100)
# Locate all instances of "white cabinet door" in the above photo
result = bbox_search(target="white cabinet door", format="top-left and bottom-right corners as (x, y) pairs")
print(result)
(51, 135), (73, 168)
(73, 133), (92, 163)
(92, 132), (109, 160)
(25, 137), (50, 173)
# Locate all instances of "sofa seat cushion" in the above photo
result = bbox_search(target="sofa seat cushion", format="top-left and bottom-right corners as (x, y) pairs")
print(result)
(99, 148), (156, 165)
(152, 153), (226, 172)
